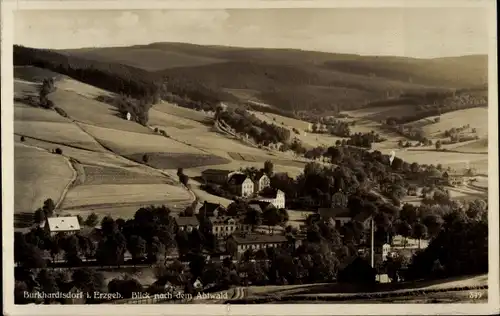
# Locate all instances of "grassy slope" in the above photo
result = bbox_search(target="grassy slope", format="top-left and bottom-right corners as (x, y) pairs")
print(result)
(14, 143), (74, 215)
(60, 42), (488, 113)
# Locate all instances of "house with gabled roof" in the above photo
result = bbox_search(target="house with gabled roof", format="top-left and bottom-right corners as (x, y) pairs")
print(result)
(174, 216), (200, 233)
(318, 207), (372, 229)
(255, 188), (285, 209)
(251, 171), (271, 193)
(228, 173), (254, 197)
(198, 201), (226, 217)
(227, 233), (292, 256)
(42, 216), (81, 237)
(210, 216), (251, 238)
(201, 169), (240, 185)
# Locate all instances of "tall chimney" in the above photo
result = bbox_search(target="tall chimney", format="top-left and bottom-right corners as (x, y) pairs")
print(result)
(370, 217), (375, 268)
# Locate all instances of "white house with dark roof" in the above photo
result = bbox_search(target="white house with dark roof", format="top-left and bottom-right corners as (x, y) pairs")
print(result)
(43, 216), (81, 237)
(252, 171), (271, 193)
(228, 174), (254, 197)
(255, 188), (285, 209)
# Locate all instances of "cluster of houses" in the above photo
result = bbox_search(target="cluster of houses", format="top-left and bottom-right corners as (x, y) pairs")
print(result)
(175, 200), (298, 257)
(201, 169), (285, 208)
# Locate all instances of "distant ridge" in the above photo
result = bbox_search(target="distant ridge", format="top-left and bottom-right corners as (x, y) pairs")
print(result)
(16, 42), (488, 116)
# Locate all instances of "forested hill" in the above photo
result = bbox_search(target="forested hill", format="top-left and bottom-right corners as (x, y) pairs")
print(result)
(14, 43), (488, 116)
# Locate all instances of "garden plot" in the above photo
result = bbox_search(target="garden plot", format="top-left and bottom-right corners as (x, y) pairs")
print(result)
(80, 164), (170, 186)
(61, 183), (193, 210)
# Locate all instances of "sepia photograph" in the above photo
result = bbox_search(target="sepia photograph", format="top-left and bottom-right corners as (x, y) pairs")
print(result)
(2, 0), (498, 315)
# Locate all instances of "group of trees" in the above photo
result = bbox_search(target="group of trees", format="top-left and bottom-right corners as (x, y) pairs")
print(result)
(218, 108), (291, 145)
(16, 206), (178, 269)
(345, 131), (386, 149)
(38, 77), (56, 108)
(96, 94), (154, 126)
(310, 119), (352, 138)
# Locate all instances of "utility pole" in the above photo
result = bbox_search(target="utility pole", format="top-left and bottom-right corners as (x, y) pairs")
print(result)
(370, 217), (375, 268)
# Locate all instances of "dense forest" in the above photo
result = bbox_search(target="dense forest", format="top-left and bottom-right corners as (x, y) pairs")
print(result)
(15, 43), (488, 123)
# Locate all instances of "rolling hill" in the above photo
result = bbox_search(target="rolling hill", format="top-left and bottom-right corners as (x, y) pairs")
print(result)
(14, 42), (488, 118)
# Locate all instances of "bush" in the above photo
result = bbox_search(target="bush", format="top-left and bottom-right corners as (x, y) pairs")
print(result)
(54, 107), (68, 118)
(54, 148), (63, 155)
(20, 136), (25, 142)
(142, 154), (149, 163)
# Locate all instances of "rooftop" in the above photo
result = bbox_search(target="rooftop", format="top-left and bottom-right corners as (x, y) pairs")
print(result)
(319, 207), (351, 219)
(202, 169), (233, 175)
(175, 216), (200, 227)
(211, 216), (240, 225)
(45, 216), (80, 232)
(229, 173), (250, 185)
(258, 188), (283, 199)
(231, 233), (289, 245)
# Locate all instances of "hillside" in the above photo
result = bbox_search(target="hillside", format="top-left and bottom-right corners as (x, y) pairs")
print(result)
(14, 42), (487, 117)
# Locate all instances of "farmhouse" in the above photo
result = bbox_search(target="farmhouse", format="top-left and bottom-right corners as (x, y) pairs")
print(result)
(255, 188), (286, 209)
(228, 173), (254, 197)
(227, 233), (291, 255)
(252, 171), (271, 193)
(42, 216), (81, 237)
(211, 216), (251, 238)
(199, 201), (226, 217)
(442, 172), (466, 186)
(318, 207), (372, 229)
(201, 169), (238, 185)
(175, 216), (200, 233)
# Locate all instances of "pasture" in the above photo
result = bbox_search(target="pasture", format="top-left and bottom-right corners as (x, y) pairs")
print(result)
(79, 123), (205, 155)
(395, 149), (488, 174)
(421, 107), (488, 138)
(14, 103), (71, 123)
(14, 120), (105, 152)
(153, 101), (212, 124)
(14, 143), (74, 216)
(49, 90), (153, 134)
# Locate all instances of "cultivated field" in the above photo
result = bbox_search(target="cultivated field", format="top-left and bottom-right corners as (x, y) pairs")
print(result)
(14, 143), (74, 216)
(61, 183), (192, 210)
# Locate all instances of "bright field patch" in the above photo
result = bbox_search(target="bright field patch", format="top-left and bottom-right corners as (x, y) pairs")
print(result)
(396, 150), (488, 174)
(14, 143), (74, 215)
(49, 90), (153, 134)
(450, 138), (488, 153)
(154, 101), (212, 124)
(422, 107), (488, 138)
(61, 183), (192, 210)
(148, 108), (197, 130)
(14, 120), (105, 152)
(15, 103), (71, 123)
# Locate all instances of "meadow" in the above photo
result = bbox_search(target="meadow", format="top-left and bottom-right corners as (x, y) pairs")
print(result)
(14, 143), (74, 217)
